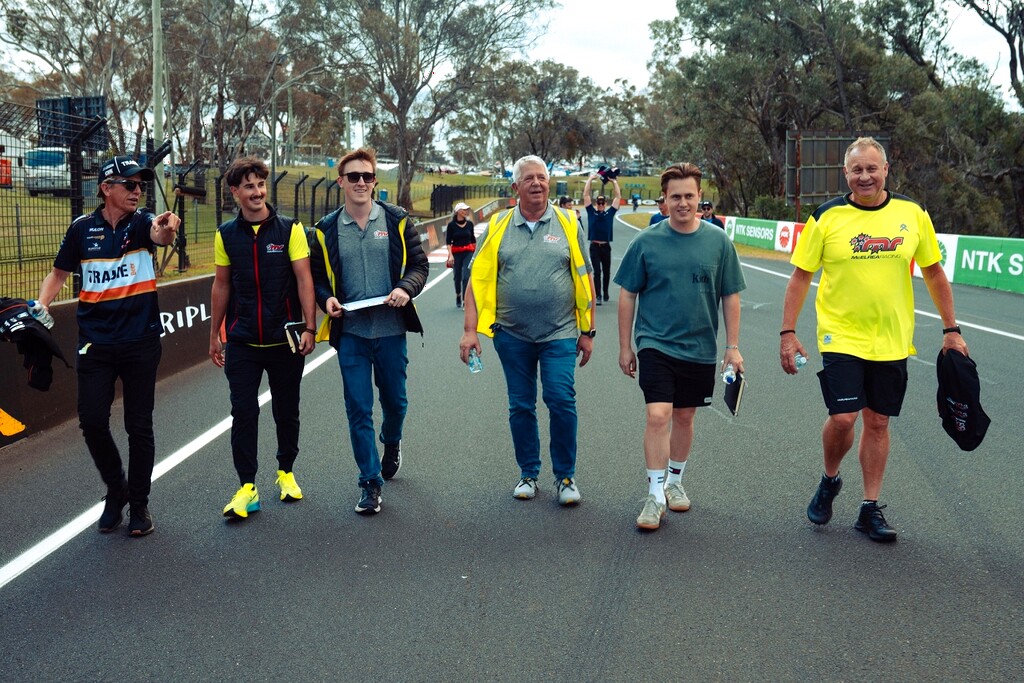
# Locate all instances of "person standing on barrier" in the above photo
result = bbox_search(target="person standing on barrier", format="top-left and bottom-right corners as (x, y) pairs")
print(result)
(309, 147), (428, 516)
(445, 202), (476, 309)
(615, 163), (745, 531)
(780, 136), (968, 543)
(583, 173), (620, 305)
(460, 155), (595, 506)
(210, 156), (317, 521)
(36, 156), (180, 537)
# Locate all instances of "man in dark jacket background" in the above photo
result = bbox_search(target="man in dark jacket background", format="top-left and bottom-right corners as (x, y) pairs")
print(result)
(309, 147), (428, 516)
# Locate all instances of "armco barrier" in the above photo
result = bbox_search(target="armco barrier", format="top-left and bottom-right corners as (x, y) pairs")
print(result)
(1, 274), (216, 449)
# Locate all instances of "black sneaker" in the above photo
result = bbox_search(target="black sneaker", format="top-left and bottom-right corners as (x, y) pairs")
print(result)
(98, 483), (129, 533)
(807, 474), (842, 525)
(854, 502), (898, 543)
(127, 504), (155, 537)
(355, 481), (382, 515)
(381, 442), (402, 480)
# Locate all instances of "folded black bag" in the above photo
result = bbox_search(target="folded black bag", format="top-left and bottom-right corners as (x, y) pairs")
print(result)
(936, 348), (990, 451)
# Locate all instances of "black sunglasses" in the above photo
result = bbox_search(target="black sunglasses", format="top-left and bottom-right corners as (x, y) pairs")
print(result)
(106, 179), (144, 192)
(343, 172), (376, 183)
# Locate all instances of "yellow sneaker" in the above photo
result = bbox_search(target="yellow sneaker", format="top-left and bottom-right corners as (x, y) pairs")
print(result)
(223, 483), (260, 518)
(276, 470), (303, 502)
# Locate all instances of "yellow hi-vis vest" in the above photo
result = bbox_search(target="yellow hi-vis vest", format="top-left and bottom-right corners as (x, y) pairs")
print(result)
(470, 206), (593, 338)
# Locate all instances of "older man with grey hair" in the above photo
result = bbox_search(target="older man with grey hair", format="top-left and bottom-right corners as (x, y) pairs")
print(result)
(459, 155), (596, 505)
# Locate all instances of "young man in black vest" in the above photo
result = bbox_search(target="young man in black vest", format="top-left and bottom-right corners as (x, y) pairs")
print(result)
(210, 156), (317, 520)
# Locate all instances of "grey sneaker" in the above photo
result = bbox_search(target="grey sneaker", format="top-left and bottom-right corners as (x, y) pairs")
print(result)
(555, 477), (581, 506)
(513, 477), (538, 500)
(636, 494), (666, 530)
(664, 482), (691, 512)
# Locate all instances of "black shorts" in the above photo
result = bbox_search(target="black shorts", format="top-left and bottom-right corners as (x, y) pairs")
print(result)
(637, 348), (715, 408)
(817, 352), (908, 416)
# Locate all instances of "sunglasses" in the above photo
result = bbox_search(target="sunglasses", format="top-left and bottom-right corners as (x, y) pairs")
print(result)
(343, 172), (376, 183)
(106, 179), (144, 192)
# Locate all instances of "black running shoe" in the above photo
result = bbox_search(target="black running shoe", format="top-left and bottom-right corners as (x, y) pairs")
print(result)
(127, 504), (155, 537)
(854, 502), (897, 543)
(98, 482), (129, 533)
(381, 441), (402, 480)
(807, 474), (842, 525)
(355, 481), (382, 515)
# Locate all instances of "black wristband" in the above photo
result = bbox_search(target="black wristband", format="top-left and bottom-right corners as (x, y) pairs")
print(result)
(303, 328), (315, 335)
(780, 329), (796, 336)
(942, 326), (961, 335)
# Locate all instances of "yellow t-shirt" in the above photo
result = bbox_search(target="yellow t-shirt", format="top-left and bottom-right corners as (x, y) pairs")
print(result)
(791, 193), (941, 361)
(214, 220), (310, 266)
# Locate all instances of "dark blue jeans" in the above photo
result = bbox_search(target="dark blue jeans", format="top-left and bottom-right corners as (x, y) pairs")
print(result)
(492, 329), (578, 480)
(76, 336), (161, 505)
(223, 342), (305, 484)
(337, 333), (408, 486)
(452, 251), (472, 300)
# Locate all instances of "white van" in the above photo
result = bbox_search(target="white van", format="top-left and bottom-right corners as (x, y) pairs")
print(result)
(24, 147), (71, 197)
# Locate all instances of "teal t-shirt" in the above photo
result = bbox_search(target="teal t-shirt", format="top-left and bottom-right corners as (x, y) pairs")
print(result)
(613, 221), (746, 363)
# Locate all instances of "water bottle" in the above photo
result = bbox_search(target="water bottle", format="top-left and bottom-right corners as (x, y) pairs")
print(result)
(722, 363), (736, 384)
(467, 348), (483, 374)
(794, 352), (807, 371)
(27, 300), (54, 329)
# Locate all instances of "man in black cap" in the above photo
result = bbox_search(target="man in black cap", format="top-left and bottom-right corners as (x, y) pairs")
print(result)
(648, 195), (669, 226)
(35, 155), (180, 537)
(700, 200), (724, 228)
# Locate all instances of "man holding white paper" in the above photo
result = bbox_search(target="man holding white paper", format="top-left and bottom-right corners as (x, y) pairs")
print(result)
(309, 147), (428, 516)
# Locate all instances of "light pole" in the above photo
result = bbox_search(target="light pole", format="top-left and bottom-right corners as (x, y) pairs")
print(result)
(152, 0), (165, 213)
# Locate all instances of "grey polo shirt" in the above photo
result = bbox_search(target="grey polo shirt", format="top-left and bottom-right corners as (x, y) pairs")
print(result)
(336, 203), (406, 339)
(476, 204), (593, 344)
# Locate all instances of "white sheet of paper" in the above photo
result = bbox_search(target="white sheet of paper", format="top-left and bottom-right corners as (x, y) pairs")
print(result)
(340, 295), (389, 312)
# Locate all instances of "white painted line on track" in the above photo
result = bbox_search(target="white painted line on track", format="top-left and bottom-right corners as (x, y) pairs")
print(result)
(0, 268), (454, 591)
(742, 262), (1024, 342)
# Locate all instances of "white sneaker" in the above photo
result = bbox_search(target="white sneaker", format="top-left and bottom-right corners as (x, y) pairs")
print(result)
(636, 494), (666, 530)
(513, 477), (538, 500)
(665, 481), (691, 512)
(555, 477), (581, 506)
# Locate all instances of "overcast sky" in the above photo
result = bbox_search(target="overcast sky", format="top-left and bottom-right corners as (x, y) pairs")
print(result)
(527, 0), (1017, 108)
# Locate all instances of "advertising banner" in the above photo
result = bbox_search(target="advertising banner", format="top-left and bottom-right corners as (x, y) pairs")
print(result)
(950, 235), (1024, 294)
(731, 217), (779, 251)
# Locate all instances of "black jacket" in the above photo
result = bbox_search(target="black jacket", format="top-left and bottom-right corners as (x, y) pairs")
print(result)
(0, 298), (70, 391)
(936, 349), (990, 451)
(217, 206), (303, 345)
(309, 201), (428, 348)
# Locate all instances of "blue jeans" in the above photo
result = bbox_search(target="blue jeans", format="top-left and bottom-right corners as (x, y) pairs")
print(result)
(337, 333), (408, 486)
(492, 329), (578, 480)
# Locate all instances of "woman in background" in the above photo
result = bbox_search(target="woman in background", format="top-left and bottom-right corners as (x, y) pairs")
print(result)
(446, 202), (476, 308)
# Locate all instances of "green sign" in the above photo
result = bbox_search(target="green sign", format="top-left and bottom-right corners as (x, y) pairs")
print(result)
(731, 217), (778, 250)
(951, 236), (1024, 294)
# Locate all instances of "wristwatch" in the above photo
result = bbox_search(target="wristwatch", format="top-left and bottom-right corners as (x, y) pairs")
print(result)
(581, 329), (596, 338)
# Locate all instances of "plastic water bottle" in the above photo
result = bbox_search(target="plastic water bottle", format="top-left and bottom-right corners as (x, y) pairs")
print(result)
(27, 300), (54, 329)
(467, 348), (483, 374)
(794, 352), (807, 371)
(722, 363), (736, 384)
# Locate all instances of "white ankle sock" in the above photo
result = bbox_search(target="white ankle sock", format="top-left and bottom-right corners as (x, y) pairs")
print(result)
(666, 460), (687, 485)
(647, 469), (666, 503)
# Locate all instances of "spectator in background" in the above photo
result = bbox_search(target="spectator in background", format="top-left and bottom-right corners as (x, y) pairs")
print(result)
(446, 202), (476, 309)
(648, 195), (669, 226)
(558, 196), (582, 229)
(583, 173), (621, 305)
(700, 200), (725, 229)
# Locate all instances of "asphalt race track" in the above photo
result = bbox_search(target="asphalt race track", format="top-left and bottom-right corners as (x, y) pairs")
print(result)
(1, 213), (1021, 681)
